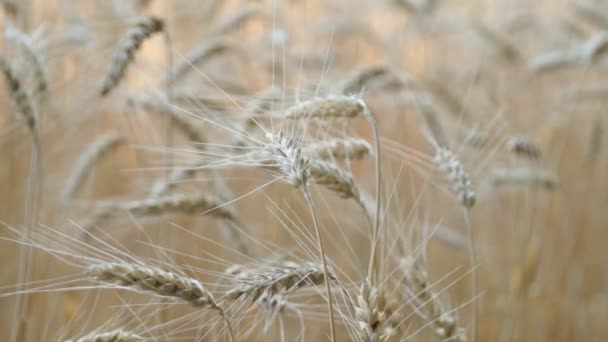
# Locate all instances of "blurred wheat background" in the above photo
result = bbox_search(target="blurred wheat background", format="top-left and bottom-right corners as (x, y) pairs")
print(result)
(0, 0), (607, 341)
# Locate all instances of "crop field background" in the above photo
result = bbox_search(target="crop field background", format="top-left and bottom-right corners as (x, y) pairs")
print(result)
(0, 0), (606, 341)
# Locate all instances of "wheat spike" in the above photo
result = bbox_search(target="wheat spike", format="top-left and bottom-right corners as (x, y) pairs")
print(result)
(100, 16), (164, 96)
(89, 262), (219, 308)
(303, 138), (373, 161)
(98, 192), (235, 220)
(310, 160), (361, 201)
(505, 136), (542, 159)
(339, 64), (405, 94)
(402, 257), (467, 342)
(0, 56), (35, 133)
(225, 261), (333, 302)
(491, 167), (559, 190)
(284, 95), (367, 120)
(63, 132), (125, 202)
(355, 280), (396, 342)
(66, 329), (143, 342)
(434, 148), (476, 208)
(264, 132), (311, 187)
(5, 25), (48, 108)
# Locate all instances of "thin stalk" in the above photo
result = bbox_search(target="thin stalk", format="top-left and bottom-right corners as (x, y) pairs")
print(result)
(366, 116), (382, 286)
(12, 131), (41, 342)
(302, 186), (336, 342)
(464, 208), (478, 342)
(219, 308), (236, 342)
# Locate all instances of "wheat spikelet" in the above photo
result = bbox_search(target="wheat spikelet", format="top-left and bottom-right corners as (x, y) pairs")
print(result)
(355, 280), (396, 342)
(89, 262), (219, 308)
(310, 160), (361, 201)
(225, 261), (333, 302)
(505, 136), (542, 159)
(98, 192), (235, 220)
(491, 167), (559, 190)
(338, 64), (405, 94)
(5, 25), (48, 108)
(264, 132), (311, 187)
(100, 16), (164, 96)
(284, 95), (367, 120)
(62, 132), (126, 202)
(0, 56), (35, 133)
(66, 329), (143, 342)
(402, 257), (466, 342)
(303, 138), (372, 161)
(434, 148), (476, 208)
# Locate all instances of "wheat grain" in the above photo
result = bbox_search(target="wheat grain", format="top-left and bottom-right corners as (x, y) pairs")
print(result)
(100, 16), (164, 96)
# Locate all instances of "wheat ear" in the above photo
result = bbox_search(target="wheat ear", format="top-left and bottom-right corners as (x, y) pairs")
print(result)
(66, 330), (144, 342)
(505, 136), (542, 159)
(5, 25), (48, 108)
(0, 56), (36, 134)
(63, 132), (125, 203)
(100, 16), (164, 96)
(402, 258), (467, 342)
(98, 192), (236, 220)
(303, 138), (373, 161)
(491, 167), (559, 190)
(284, 95), (368, 120)
(225, 261), (334, 301)
(355, 280), (396, 342)
(88, 262), (235, 341)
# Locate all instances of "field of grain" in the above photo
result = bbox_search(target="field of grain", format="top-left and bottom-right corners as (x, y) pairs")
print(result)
(0, 0), (606, 341)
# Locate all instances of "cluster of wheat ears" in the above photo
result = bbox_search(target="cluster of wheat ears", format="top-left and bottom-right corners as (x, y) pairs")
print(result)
(0, 0), (606, 341)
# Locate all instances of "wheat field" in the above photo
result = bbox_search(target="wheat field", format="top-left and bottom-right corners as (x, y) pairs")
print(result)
(0, 0), (606, 341)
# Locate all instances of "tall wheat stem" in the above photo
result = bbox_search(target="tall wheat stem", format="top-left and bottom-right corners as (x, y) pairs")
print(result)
(302, 186), (336, 342)
(464, 208), (478, 342)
